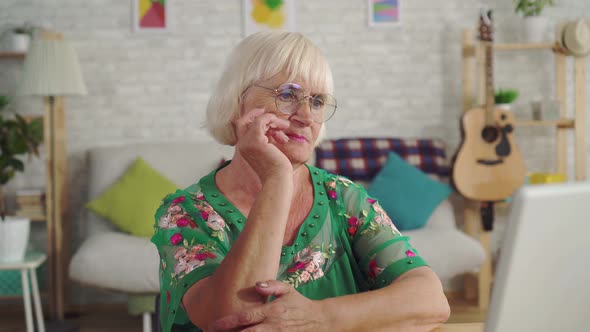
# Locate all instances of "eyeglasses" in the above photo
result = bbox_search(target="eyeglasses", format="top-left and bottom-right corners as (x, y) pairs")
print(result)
(251, 83), (337, 123)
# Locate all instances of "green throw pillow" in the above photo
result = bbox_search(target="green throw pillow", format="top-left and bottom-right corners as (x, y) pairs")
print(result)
(367, 152), (453, 231)
(86, 157), (178, 237)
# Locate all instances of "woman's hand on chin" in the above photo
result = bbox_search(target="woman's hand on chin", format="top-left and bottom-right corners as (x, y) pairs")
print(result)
(234, 108), (293, 183)
(209, 280), (328, 332)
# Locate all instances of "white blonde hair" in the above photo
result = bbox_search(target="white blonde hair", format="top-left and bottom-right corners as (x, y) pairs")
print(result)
(206, 31), (334, 146)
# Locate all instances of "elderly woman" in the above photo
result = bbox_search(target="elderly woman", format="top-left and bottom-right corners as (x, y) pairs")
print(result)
(151, 31), (450, 332)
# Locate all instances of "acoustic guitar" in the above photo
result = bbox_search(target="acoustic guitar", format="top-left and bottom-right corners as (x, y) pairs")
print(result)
(452, 10), (526, 203)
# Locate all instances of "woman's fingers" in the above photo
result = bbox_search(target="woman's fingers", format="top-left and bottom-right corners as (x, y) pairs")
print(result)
(235, 108), (265, 125)
(209, 307), (268, 332)
(267, 129), (289, 143)
(236, 110), (289, 142)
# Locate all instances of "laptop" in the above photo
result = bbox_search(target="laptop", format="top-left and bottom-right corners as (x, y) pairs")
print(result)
(484, 181), (590, 332)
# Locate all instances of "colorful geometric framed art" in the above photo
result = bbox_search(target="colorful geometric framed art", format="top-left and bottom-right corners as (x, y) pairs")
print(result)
(368, 0), (401, 26)
(133, 0), (168, 31)
(242, 0), (296, 37)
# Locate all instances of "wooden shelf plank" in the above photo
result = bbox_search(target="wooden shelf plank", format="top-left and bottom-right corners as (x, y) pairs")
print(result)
(515, 119), (575, 128)
(30, 216), (46, 222)
(493, 43), (556, 50)
(14, 215), (46, 222)
(0, 52), (26, 59)
(464, 43), (558, 58)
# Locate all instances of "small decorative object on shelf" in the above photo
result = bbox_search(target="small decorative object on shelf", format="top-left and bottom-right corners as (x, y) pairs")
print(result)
(531, 100), (543, 120)
(530, 99), (561, 121)
(528, 172), (566, 184)
(15, 188), (46, 220)
(0, 95), (43, 263)
(514, 0), (555, 43)
(494, 88), (519, 110)
(1, 22), (34, 52)
(555, 19), (590, 57)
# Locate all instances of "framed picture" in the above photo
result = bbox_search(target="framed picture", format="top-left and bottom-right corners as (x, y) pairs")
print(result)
(368, 0), (401, 27)
(242, 0), (296, 37)
(132, 0), (169, 32)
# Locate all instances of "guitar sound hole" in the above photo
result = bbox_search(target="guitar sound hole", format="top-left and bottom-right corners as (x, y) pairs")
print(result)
(481, 126), (499, 143)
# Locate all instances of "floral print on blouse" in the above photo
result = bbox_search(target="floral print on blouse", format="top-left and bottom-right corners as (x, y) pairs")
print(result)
(151, 164), (428, 332)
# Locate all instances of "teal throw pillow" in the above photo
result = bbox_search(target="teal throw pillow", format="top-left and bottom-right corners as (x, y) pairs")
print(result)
(367, 152), (453, 231)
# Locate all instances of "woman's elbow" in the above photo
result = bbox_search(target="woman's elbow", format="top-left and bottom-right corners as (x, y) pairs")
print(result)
(424, 279), (451, 327)
(434, 292), (451, 324)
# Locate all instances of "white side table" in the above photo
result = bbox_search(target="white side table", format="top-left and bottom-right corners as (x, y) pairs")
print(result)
(0, 251), (47, 332)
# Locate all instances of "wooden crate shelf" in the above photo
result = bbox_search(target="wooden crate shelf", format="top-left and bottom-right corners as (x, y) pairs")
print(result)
(460, 27), (587, 312)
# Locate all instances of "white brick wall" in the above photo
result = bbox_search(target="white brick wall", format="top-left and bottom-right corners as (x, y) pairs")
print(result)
(0, 0), (589, 303)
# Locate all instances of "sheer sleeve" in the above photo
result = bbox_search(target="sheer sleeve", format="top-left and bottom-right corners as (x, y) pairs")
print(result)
(337, 177), (429, 289)
(151, 189), (231, 332)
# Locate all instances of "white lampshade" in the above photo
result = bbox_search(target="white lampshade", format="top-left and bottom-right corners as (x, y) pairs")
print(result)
(18, 30), (87, 96)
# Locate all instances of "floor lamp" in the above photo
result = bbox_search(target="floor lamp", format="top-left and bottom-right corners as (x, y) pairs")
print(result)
(18, 30), (86, 332)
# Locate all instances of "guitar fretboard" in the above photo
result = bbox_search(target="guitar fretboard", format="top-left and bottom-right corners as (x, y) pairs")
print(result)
(485, 43), (495, 125)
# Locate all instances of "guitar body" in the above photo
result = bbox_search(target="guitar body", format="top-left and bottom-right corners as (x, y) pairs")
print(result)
(452, 106), (526, 201)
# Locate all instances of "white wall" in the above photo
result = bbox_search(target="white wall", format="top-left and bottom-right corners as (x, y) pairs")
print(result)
(1, 0), (589, 304)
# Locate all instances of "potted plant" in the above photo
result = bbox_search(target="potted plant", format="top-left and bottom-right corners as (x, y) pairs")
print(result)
(0, 95), (43, 262)
(514, 0), (555, 42)
(3, 23), (34, 52)
(495, 88), (519, 111)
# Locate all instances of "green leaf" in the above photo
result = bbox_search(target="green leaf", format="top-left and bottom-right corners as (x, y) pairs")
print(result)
(7, 158), (24, 172)
(514, 0), (554, 16)
(264, 0), (283, 10)
(494, 89), (519, 104)
(0, 96), (9, 111)
(0, 106), (44, 186)
(0, 170), (14, 185)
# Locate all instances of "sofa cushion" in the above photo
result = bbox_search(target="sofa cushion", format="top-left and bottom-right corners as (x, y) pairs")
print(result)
(368, 152), (453, 231)
(86, 157), (178, 238)
(404, 226), (485, 280)
(69, 232), (160, 293)
(314, 138), (450, 182)
(405, 201), (485, 279)
(86, 142), (235, 235)
(403, 199), (485, 282)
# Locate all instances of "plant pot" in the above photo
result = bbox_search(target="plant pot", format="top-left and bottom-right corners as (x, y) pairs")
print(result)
(5, 33), (30, 52)
(523, 16), (549, 43)
(496, 103), (512, 111)
(0, 216), (31, 263)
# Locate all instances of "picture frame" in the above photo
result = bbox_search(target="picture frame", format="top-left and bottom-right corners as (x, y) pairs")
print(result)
(368, 0), (401, 27)
(242, 0), (296, 37)
(132, 0), (169, 32)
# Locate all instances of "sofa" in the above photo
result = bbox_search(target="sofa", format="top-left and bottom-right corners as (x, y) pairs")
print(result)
(69, 138), (485, 332)
(69, 142), (235, 332)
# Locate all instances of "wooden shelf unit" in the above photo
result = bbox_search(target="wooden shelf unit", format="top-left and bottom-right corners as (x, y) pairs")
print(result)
(0, 51), (68, 320)
(460, 29), (587, 310)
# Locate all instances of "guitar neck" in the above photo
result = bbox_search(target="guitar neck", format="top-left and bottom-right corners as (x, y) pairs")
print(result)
(484, 42), (495, 124)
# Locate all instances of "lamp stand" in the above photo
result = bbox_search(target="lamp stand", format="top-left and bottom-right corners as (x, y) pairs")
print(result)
(43, 96), (77, 332)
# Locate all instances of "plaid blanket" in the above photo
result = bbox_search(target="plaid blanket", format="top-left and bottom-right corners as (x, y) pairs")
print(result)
(314, 138), (450, 181)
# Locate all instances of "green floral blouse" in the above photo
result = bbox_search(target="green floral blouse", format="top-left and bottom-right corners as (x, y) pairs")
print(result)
(151, 163), (428, 332)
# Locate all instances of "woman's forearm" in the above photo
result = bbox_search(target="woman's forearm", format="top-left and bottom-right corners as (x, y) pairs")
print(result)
(320, 267), (450, 332)
(186, 175), (293, 326)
